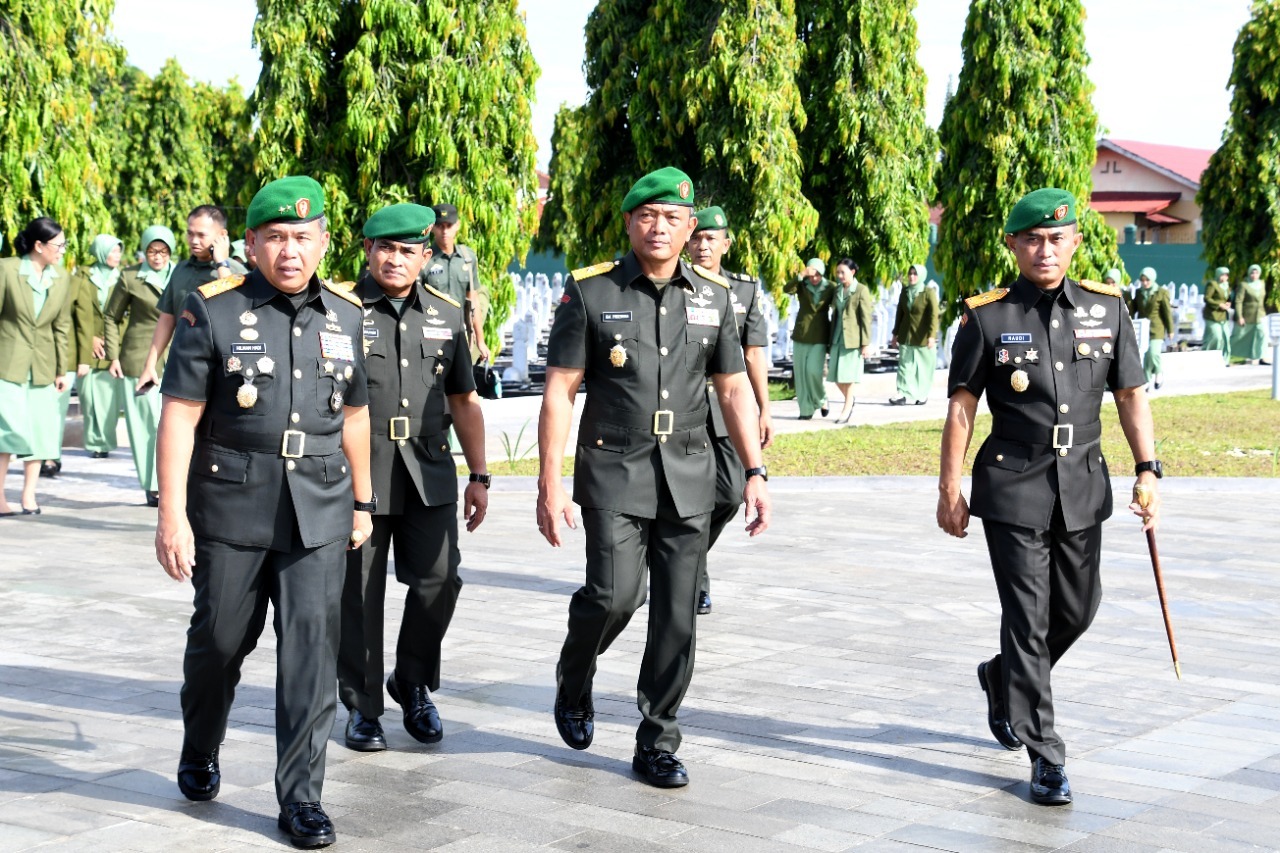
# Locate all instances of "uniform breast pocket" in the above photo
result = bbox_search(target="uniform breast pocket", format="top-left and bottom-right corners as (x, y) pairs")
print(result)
(220, 369), (271, 419)
(363, 350), (386, 388)
(1073, 346), (1113, 392)
(597, 321), (639, 374)
(684, 326), (714, 374)
(316, 358), (351, 416)
(977, 437), (1032, 473)
(420, 340), (451, 389)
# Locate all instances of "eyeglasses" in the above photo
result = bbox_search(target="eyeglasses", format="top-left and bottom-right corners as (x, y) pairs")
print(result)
(44, 241), (67, 252)
(145, 246), (172, 257)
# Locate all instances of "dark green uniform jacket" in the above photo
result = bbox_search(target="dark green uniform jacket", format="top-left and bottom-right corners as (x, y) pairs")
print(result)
(893, 285), (940, 346)
(1203, 280), (1230, 323)
(105, 265), (166, 377)
(546, 253), (746, 519)
(161, 271), (369, 549)
(707, 269), (768, 439)
(948, 276), (1145, 532)
(71, 270), (117, 370)
(354, 275), (475, 513)
(1130, 285), (1174, 339)
(1234, 281), (1267, 324)
(782, 276), (833, 344)
(156, 257), (248, 317)
(0, 257), (73, 385)
(832, 282), (874, 349)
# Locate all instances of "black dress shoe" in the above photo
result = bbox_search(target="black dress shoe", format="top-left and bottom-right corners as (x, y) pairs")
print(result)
(344, 709), (387, 751)
(90, 451), (109, 459)
(554, 686), (594, 750)
(977, 659), (1023, 751)
(820, 406), (830, 417)
(889, 397), (907, 406)
(696, 591), (712, 615)
(386, 673), (443, 744)
(798, 414), (812, 420)
(176, 745), (220, 801)
(145, 491), (160, 508)
(39, 460), (59, 478)
(278, 801), (336, 848)
(1030, 757), (1072, 805)
(632, 745), (688, 788)
(914, 399), (927, 405)
(20, 506), (40, 515)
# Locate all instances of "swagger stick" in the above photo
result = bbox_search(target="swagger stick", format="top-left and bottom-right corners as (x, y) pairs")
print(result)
(1134, 484), (1181, 679)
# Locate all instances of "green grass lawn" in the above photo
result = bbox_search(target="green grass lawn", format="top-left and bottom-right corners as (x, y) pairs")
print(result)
(478, 390), (1280, 478)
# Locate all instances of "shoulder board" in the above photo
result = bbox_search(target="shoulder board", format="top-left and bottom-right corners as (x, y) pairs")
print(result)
(1078, 279), (1123, 298)
(726, 270), (754, 282)
(422, 283), (461, 309)
(322, 279), (362, 308)
(328, 279), (357, 292)
(963, 288), (1009, 310)
(571, 260), (618, 280)
(197, 275), (246, 299)
(692, 264), (730, 289)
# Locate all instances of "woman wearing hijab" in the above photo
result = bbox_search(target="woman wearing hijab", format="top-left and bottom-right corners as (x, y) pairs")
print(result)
(1232, 264), (1269, 365)
(1202, 267), (1233, 366)
(828, 258), (873, 423)
(104, 226), (176, 506)
(782, 258), (834, 419)
(1130, 267), (1175, 389)
(889, 263), (939, 406)
(71, 235), (126, 458)
(0, 217), (74, 516)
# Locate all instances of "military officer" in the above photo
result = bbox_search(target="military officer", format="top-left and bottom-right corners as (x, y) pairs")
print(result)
(1129, 267), (1175, 389)
(538, 167), (771, 788)
(889, 263), (939, 405)
(686, 205), (772, 615)
(338, 203), (490, 753)
(155, 176), (373, 849)
(1202, 267), (1232, 366)
(137, 205), (248, 393)
(423, 203), (489, 364)
(937, 188), (1162, 806)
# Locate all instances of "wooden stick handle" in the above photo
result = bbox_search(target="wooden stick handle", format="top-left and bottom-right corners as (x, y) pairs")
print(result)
(1146, 528), (1181, 679)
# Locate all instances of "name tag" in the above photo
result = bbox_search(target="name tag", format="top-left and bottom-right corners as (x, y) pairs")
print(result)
(1074, 328), (1113, 339)
(422, 327), (453, 341)
(686, 307), (719, 326)
(1000, 333), (1032, 344)
(733, 303), (747, 314)
(363, 327), (380, 339)
(601, 311), (633, 322)
(230, 342), (266, 354)
(319, 332), (355, 361)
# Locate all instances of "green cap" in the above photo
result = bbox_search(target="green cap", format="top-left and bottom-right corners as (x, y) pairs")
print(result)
(1139, 267), (1157, 282)
(246, 176), (325, 230)
(621, 167), (694, 212)
(1104, 268), (1121, 283)
(140, 225), (176, 254)
(1004, 187), (1077, 234)
(363, 203), (436, 244)
(692, 206), (728, 233)
(1214, 266), (1230, 277)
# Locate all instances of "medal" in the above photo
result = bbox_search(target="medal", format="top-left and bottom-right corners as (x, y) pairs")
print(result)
(435, 363), (444, 375)
(324, 361), (334, 374)
(240, 328), (259, 341)
(236, 379), (258, 409)
(1090, 304), (1106, 319)
(609, 343), (627, 368)
(257, 356), (275, 375)
(1077, 342), (1092, 356)
(1024, 348), (1039, 363)
(226, 356), (242, 372)
(327, 309), (339, 323)
(1102, 342), (1112, 354)
(344, 365), (353, 379)
(1010, 369), (1030, 393)
(426, 305), (439, 316)
(330, 390), (343, 412)
(239, 311), (257, 326)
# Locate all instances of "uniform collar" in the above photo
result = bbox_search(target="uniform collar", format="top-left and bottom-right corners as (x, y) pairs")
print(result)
(617, 251), (696, 293)
(354, 272), (420, 309)
(245, 269), (322, 309)
(1010, 275), (1080, 312)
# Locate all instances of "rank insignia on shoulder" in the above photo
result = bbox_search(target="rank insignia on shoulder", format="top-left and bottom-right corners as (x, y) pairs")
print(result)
(422, 284), (461, 308)
(181, 309), (197, 326)
(571, 260), (618, 281)
(197, 275), (247, 299)
(322, 280), (362, 308)
(692, 264), (730, 288)
(963, 288), (1009, 310)
(1078, 279), (1123, 298)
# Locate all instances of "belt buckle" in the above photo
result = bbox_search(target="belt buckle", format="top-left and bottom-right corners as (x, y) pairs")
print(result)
(653, 410), (674, 436)
(389, 416), (410, 441)
(282, 430), (307, 458)
(1052, 424), (1074, 450)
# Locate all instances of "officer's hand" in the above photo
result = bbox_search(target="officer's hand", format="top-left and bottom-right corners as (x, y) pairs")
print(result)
(92, 336), (106, 360)
(890, 336), (898, 348)
(108, 360), (125, 379)
(211, 234), (230, 263)
(927, 337), (936, 350)
(537, 479), (576, 547)
(1129, 476), (1161, 533)
(861, 345), (871, 358)
(476, 339), (491, 364)
(77, 363), (90, 378)
(349, 510), (373, 550)
(758, 412), (774, 449)
(54, 375), (69, 393)
(462, 481), (488, 532)
(155, 512), (196, 581)
(136, 366), (159, 393)
(936, 489), (970, 538)
(742, 477), (770, 536)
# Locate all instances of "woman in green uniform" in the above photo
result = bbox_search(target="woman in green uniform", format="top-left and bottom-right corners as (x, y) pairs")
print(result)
(1202, 267), (1232, 366)
(782, 258), (833, 419)
(72, 235), (125, 458)
(828, 258), (873, 423)
(0, 217), (73, 515)
(1130, 267), (1175, 389)
(104, 226), (175, 506)
(1232, 264), (1268, 364)
(890, 263), (939, 405)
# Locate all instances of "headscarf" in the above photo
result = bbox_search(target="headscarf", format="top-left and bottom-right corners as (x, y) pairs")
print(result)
(904, 263), (927, 305)
(1104, 268), (1121, 284)
(1139, 267), (1157, 286)
(138, 225), (177, 289)
(88, 234), (124, 303)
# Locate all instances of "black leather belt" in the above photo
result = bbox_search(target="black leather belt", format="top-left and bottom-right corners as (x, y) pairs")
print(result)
(992, 420), (1102, 449)
(203, 428), (342, 457)
(380, 414), (447, 439)
(583, 402), (708, 435)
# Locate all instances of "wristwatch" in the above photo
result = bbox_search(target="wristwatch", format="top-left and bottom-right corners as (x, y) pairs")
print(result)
(469, 472), (492, 489)
(353, 493), (378, 512)
(744, 465), (768, 482)
(214, 259), (231, 270)
(1134, 460), (1164, 479)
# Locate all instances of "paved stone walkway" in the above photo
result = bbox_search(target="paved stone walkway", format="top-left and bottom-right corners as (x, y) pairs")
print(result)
(3, 445), (1279, 850)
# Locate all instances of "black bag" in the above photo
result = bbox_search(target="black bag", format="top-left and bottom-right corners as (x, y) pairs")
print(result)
(473, 364), (501, 399)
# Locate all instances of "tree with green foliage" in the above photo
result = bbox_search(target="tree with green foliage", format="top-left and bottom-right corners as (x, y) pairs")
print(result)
(1199, 0), (1280, 310)
(797, 0), (936, 289)
(934, 0), (1120, 320)
(0, 0), (123, 258)
(252, 0), (540, 353)
(195, 79), (255, 237)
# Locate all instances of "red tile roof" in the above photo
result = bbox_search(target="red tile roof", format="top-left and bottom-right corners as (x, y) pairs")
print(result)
(1101, 139), (1214, 186)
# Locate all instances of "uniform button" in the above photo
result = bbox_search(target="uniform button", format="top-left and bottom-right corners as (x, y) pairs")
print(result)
(293, 327), (301, 337)
(1098, 456), (1103, 463)
(703, 441), (708, 448)
(1059, 404), (1069, 414)
(1055, 362), (1064, 371)
(291, 413), (300, 423)
(1051, 319), (1059, 328)
(661, 390), (669, 400)
(401, 359), (409, 367)
(341, 465), (347, 473)
(996, 454), (1004, 462)
(596, 438), (603, 446)
(702, 337), (708, 345)
(441, 444), (448, 451)
(401, 399), (411, 408)
(210, 464), (219, 473)
(1014, 357), (1022, 364)
(399, 439), (406, 447)
(437, 349), (444, 356)
(660, 435), (668, 443)
(287, 460), (297, 471)
(660, 307), (667, 315)
(660, 346), (669, 356)
(400, 322), (407, 331)
(293, 369), (302, 379)
(1058, 448), (1068, 457)
(614, 333), (622, 341)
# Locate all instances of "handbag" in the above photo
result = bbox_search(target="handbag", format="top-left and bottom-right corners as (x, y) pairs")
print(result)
(473, 363), (501, 399)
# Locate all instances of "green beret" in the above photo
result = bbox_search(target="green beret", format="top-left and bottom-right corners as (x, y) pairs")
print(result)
(806, 257), (826, 276)
(1004, 187), (1077, 234)
(1214, 266), (1230, 277)
(1103, 268), (1121, 283)
(140, 225), (176, 253)
(621, 166), (694, 212)
(692, 206), (728, 233)
(1248, 263), (1262, 274)
(363, 203), (436, 244)
(1139, 267), (1157, 282)
(246, 176), (325, 230)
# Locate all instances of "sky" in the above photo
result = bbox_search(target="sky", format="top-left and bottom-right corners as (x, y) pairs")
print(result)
(112, 0), (1252, 169)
